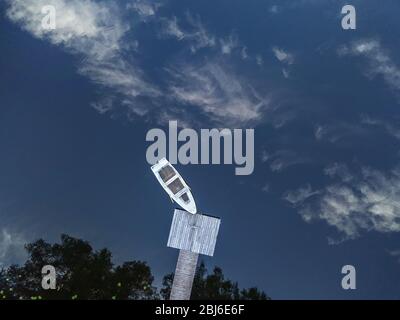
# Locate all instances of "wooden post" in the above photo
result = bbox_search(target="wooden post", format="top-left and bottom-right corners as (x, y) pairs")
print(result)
(167, 209), (221, 300)
(170, 250), (199, 300)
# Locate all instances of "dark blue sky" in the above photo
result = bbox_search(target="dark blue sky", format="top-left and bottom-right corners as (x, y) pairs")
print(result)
(1, 0), (400, 299)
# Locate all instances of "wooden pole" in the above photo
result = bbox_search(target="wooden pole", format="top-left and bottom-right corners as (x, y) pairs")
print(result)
(170, 249), (199, 300)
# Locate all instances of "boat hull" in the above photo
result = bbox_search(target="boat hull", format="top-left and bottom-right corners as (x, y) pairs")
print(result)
(151, 158), (197, 214)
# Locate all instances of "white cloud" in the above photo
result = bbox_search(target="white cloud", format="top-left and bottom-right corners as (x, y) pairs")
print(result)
(282, 69), (290, 79)
(241, 47), (249, 60)
(314, 125), (328, 141)
(256, 55), (264, 66)
(324, 163), (354, 182)
(161, 16), (186, 40)
(284, 184), (320, 206)
(220, 34), (239, 55)
(80, 59), (160, 98)
(269, 5), (280, 14)
(272, 47), (294, 65)
(186, 14), (217, 53)
(127, 0), (161, 19)
(285, 164), (400, 240)
(6, 0), (160, 118)
(7, 0), (125, 59)
(261, 150), (270, 162)
(240, 46), (265, 67)
(361, 115), (400, 140)
(338, 39), (400, 94)
(6, 1), (268, 126)
(167, 62), (266, 126)
(91, 97), (115, 115)
(161, 13), (216, 53)
(272, 47), (294, 79)
(314, 123), (367, 144)
(263, 149), (311, 172)
(0, 229), (27, 267)
(161, 14), (256, 63)
(388, 249), (400, 263)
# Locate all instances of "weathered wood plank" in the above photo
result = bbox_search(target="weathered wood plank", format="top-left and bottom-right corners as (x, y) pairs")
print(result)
(167, 209), (221, 256)
(170, 250), (199, 300)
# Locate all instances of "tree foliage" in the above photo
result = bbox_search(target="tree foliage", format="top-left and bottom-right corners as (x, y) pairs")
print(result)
(0, 235), (156, 300)
(161, 262), (269, 300)
(0, 235), (269, 300)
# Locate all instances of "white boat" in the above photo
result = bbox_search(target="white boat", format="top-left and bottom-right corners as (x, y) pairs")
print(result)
(151, 158), (197, 214)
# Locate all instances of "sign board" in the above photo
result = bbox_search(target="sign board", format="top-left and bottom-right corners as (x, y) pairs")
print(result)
(167, 209), (221, 256)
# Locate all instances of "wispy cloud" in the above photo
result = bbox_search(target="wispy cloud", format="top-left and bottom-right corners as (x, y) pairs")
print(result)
(285, 164), (400, 241)
(282, 69), (290, 79)
(314, 124), (349, 143)
(161, 16), (186, 40)
(6, 0), (161, 118)
(361, 115), (400, 140)
(160, 14), (262, 63)
(160, 13), (216, 53)
(0, 228), (27, 267)
(241, 47), (249, 60)
(269, 5), (280, 14)
(284, 184), (320, 206)
(324, 163), (353, 182)
(6, 1), (269, 127)
(262, 149), (311, 172)
(166, 61), (267, 126)
(256, 55), (264, 66)
(127, 0), (162, 20)
(7, 0), (126, 59)
(338, 39), (400, 95)
(185, 13), (217, 53)
(240, 45), (264, 65)
(272, 47), (294, 78)
(220, 34), (239, 55)
(314, 122), (368, 144)
(387, 249), (400, 263)
(261, 150), (270, 163)
(272, 47), (295, 65)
